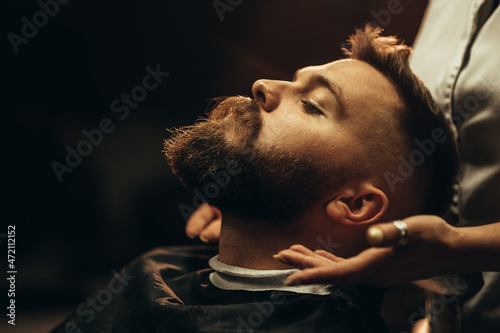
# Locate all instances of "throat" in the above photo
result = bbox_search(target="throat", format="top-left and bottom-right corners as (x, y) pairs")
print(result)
(217, 219), (301, 270)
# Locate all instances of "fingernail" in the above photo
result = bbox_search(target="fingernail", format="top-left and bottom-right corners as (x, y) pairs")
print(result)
(273, 254), (290, 265)
(367, 228), (384, 246)
(284, 277), (299, 286)
(200, 235), (210, 243)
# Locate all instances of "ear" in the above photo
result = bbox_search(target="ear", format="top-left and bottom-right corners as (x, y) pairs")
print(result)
(325, 181), (388, 225)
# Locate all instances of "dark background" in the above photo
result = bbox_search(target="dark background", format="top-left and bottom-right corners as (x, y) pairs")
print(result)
(1, 0), (427, 331)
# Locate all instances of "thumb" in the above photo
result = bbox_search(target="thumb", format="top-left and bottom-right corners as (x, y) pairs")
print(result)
(366, 221), (412, 247)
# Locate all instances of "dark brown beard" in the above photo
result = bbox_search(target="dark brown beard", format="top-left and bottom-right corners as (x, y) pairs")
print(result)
(164, 96), (346, 223)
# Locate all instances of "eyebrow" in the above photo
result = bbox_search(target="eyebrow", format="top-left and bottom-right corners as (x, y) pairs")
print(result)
(293, 70), (346, 116)
(311, 74), (346, 116)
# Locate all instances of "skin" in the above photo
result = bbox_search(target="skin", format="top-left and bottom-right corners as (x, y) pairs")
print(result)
(189, 207), (500, 290)
(184, 61), (500, 286)
(253, 59), (402, 166)
(185, 58), (403, 244)
(185, 59), (414, 270)
(276, 215), (462, 288)
(185, 203), (221, 243)
(277, 216), (500, 289)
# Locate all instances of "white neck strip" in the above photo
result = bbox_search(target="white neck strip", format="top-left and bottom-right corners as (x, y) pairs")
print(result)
(208, 255), (332, 295)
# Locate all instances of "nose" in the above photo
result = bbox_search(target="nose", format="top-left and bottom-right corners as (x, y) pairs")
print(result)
(251, 79), (284, 112)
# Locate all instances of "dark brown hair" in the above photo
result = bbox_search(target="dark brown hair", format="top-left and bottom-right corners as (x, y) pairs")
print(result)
(344, 25), (458, 215)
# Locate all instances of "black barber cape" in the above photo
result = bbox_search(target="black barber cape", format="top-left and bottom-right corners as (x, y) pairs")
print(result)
(52, 246), (388, 333)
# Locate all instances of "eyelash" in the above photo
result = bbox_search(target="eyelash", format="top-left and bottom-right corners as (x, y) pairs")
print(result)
(301, 100), (324, 116)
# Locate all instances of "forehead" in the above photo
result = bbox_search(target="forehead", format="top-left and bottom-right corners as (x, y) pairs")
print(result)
(301, 59), (385, 81)
(300, 59), (402, 112)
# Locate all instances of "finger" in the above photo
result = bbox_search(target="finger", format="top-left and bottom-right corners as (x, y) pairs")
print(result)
(275, 249), (325, 268)
(367, 216), (442, 247)
(367, 222), (414, 247)
(285, 247), (400, 286)
(314, 250), (345, 262)
(284, 245), (337, 265)
(366, 224), (397, 247)
(288, 244), (316, 255)
(199, 220), (222, 243)
(185, 203), (221, 238)
(284, 265), (357, 286)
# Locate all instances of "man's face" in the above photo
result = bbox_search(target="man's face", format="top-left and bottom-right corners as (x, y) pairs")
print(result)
(252, 59), (402, 170)
(165, 59), (402, 222)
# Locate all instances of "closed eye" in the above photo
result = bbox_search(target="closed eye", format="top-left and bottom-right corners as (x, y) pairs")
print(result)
(301, 100), (324, 116)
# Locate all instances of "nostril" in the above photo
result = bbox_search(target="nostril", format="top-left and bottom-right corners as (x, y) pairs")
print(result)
(252, 80), (278, 112)
(256, 90), (265, 103)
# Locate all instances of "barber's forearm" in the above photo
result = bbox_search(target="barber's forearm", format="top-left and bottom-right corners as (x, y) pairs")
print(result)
(455, 222), (500, 273)
(415, 223), (500, 294)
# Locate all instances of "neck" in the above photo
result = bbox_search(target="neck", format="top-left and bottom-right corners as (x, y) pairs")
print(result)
(218, 216), (305, 270)
(217, 212), (365, 270)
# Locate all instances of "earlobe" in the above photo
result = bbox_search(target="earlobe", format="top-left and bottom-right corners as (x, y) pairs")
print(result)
(325, 183), (388, 225)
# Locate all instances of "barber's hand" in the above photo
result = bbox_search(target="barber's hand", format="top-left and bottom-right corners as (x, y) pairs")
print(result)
(185, 203), (222, 243)
(275, 215), (462, 288)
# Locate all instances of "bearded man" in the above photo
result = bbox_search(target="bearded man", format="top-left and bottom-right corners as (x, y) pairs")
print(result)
(52, 26), (459, 333)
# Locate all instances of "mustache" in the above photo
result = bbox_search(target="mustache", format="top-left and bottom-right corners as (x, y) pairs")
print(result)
(208, 95), (260, 120)
(208, 96), (262, 149)
(164, 96), (263, 181)
(164, 95), (264, 204)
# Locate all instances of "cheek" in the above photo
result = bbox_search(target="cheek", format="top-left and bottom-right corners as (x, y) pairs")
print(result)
(257, 113), (312, 149)
(256, 113), (351, 159)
